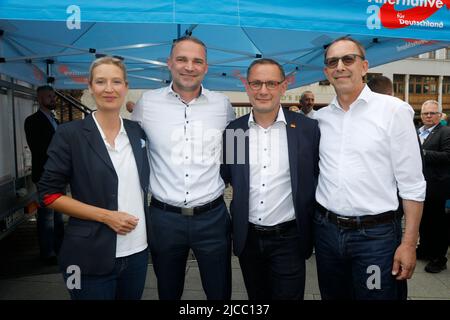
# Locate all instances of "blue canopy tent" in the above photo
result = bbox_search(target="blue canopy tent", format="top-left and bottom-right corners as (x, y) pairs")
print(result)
(1, 0), (450, 90)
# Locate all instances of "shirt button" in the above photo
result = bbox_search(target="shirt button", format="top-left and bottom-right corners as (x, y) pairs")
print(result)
(260, 201), (264, 204)
(262, 184), (265, 187)
(186, 174), (189, 177)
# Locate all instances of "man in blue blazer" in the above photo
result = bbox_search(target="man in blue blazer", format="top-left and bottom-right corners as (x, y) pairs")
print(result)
(221, 59), (320, 300)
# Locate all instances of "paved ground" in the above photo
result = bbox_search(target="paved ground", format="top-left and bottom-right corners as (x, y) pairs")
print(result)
(0, 217), (449, 300)
(0, 254), (449, 300)
(0, 205), (449, 300)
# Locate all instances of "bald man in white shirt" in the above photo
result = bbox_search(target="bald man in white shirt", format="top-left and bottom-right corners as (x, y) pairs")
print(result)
(314, 37), (425, 300)
(132, 36), (235, 300)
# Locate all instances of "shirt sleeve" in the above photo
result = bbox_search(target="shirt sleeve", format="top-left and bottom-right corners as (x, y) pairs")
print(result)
(389, 103), (426, 201)
(131, 94), (144, 126)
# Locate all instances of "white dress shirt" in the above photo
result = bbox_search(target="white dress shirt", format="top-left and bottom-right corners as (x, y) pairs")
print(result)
(92, 113), (147, 257)
(315, 85), (426, 216)
(132, 84), (235, 207)
(248, 107), (295, 226)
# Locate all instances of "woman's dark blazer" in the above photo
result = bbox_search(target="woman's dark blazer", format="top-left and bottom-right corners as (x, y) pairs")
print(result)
(38, 114), (150, 276)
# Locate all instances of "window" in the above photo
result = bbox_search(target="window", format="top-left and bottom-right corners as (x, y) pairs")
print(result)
(393, 74), (405, 94)
(408, 75), (438, 94)
(443, 77), (450, 94)
(428, 51), (436, 59)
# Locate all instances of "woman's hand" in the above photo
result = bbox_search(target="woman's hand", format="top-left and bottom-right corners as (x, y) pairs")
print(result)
(104, 211), (139, 235)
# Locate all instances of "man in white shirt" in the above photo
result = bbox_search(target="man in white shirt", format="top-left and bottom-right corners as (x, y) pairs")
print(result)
(222, 59), (320, 300)
(132, 36), (235, 300)
(299, 91), (316, 118)
(314, 37), (426, 300)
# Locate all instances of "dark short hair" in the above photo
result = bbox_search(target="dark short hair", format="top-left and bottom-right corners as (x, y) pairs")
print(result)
(324, 36), (366, 59)
(170, 36), (207, 58)
(246, 58), (285, 81)
(367, 75), (393, 95)
(36, 85), (54, 94)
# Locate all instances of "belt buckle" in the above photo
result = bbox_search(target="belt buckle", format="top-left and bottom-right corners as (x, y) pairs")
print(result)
(181, 207), (194, 216)
(336, 215), (353, 228)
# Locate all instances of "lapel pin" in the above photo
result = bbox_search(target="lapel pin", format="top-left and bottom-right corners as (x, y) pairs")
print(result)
(290, 122), (296, 128)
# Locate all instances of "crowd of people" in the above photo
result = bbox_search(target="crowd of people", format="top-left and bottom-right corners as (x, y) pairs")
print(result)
(26, 35), (449, 300)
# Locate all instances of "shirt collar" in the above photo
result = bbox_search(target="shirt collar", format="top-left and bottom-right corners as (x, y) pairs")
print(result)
(248, 105), (287, 127)
(329, 84), (371, 111)
(419, 124), (438, 134)
(92, 111), (126, 141)
(166, 82), (207, 103)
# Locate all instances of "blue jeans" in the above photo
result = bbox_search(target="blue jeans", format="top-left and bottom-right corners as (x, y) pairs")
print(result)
(148, 201), (231, 300)
(239, 222), (306, 300)
(63, 249), (149, 300)
(36, 206), (64, 258)
(313, 210), (407, 300)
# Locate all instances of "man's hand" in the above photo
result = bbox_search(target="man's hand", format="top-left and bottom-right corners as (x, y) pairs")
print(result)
(392, 243), (416, 280)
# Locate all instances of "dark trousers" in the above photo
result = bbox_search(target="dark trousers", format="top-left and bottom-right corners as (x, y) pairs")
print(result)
(238, 222), (306, 300)
(36, 206), (64, 258)
(64, 249), (149, 300)
(148, 201), (231, 300)
(314, 210), (407, 300)
(419, 195), (448, 260)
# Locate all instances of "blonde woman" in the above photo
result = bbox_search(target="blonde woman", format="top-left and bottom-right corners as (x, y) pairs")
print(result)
(38, 57), (150, 299)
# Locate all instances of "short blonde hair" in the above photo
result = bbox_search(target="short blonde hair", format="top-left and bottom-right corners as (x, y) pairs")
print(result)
(88, 56), (128, 84)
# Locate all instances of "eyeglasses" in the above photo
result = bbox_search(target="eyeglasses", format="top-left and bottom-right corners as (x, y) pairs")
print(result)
(324, 54), (365, 68)
(247, 80), (284, 90)
(421, 112), (440, 116)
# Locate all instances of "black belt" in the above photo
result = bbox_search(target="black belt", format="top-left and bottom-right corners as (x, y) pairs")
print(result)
(316, 203), (398, 229)
(150, 196), (223, 216)
(248, 220), (297, 236)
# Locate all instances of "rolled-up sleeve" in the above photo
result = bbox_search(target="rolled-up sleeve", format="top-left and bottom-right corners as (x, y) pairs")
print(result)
(37, 126), (72, 207)
(389, 104), (426, 201)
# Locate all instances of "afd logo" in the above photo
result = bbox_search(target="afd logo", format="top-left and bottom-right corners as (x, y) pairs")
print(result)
(366, 0), (449, 30)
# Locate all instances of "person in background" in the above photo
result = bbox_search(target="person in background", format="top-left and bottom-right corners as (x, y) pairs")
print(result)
(126, 101), (135, 113)
(416, 100), (450, 273)
(38, 56), (150, 300)
(367, 75), (393, 96)
(440, 112), (448, 126)
(289, 105), (300, 112)
(299, 91), (316, 118)
(24, 85), (64, 266)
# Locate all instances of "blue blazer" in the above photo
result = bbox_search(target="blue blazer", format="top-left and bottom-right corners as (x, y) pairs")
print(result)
(38, 114), (150, 275)
(221, 108), (320, 258)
